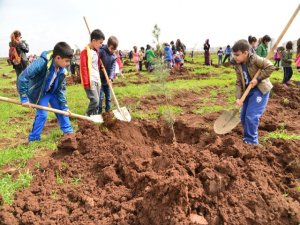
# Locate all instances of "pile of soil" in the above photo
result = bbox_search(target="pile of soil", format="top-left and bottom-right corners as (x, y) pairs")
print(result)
(0, 84), (299, 225)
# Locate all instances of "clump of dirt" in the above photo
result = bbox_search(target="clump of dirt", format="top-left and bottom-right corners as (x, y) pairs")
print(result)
(0, 194), (3, 205)
(0, 83), (299, 225)
(66, 75), (81, 85)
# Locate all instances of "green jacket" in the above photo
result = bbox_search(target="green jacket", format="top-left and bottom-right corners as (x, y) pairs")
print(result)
(146, 49), (156, 63)
(234, 53), (275, 99)
(256, 43), (268, 58)
(281, 50), (293, 67)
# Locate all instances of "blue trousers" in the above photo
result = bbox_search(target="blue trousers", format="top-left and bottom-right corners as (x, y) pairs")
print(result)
(240, 88), (269, 144)
(29, 93), (73, 141)
(99, 84), (111, 113)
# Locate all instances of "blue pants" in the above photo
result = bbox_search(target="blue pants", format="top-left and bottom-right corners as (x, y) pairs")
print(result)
(29, 93), (73, 141)
(240, 88), (269, 144)
(99, 84), (111, 113)
(282, 67), (293, 84)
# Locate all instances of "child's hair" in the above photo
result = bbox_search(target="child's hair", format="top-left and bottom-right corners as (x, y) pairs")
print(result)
(277, 46), (285, 52)
(75, 49), (80, 55)
(146, 44), (151, 50)
(248, 35), (257, 44)
(170, 41), (174, 45)
(53, 42), (73, 59)
(141, 47), (145, 51)
(10, 30), (21, 46)
(133, 46), (137, 53)
(262, 35), (271, 44)
(219, 47), (222, 49)
(286, 41), (293, 50)
(90, 29), (105, 42)
(107, 36), (119, 49)
(232, 39), (250, 52)
(227, 45), (230, 48)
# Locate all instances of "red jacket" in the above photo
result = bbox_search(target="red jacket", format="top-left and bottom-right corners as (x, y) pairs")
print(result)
(80, 45), (101, 89)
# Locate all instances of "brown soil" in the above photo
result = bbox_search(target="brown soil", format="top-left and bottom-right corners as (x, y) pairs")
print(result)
(66, 75), (81, 85)
(0, 83), (299, 225)
(0, 87), (18, 97)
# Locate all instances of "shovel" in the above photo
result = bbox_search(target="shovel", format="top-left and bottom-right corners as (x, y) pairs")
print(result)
(213, 70), (260, 134)
(0, 96), (103, 123)
(83, 16), (131, 122)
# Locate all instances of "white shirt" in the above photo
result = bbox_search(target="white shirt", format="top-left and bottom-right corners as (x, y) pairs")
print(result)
(91, 49), (101, 83)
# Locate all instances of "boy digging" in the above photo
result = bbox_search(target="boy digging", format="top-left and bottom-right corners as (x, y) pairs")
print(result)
(232, 39), (275, 145)
(18, 42), (74, 142)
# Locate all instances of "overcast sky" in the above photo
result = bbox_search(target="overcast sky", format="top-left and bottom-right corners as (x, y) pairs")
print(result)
(0, 0), (299, 56)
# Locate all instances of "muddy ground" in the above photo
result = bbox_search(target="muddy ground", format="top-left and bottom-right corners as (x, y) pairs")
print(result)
(0, 82), (299, 224)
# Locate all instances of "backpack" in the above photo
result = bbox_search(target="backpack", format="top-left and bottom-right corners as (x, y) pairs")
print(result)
(8, 46), (21, 66)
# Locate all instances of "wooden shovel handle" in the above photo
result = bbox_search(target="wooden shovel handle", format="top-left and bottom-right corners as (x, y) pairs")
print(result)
(239, 69), (261, 104)
(0, 96), (91, 121)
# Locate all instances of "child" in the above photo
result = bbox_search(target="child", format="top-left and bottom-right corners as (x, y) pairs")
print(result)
(281, 41), (293, 88)
(80, 29), (105, 116)
(223, 45), (232, 64)
(295, 50), (300, 73)
(115, 49), (123, 77)
(164, 43), (173, 69)
(146, 44), (156, 72)
(18, 42), (74, 142)
(248, 36), (257, 54)
(138, 47), (145, 72)
(273, 47), (283, 67)
(132, 46), (140, 76)
(179, 48), (184, 67)
(256, 35), (271, 58)
(174, 51), (181, 70)
(232, 39), (275, 145)
(217, 47), (223, 65)
(98, 36), (118, 113)
(204, 39), (210, 66)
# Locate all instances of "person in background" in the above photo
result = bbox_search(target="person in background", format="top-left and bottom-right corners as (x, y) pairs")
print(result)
(204, 39), (210, 65)
(273, 47), (284, 67)
(281, 41), (293, 88)
(248, 36), (257, 54)
(223, 45), (232, 64)
(217, 47), (223, 66)
(164, 43), (173, 69)
(138, 47), (145, 72)
(132, 46), (140, 76)
(256, 35), (271, 58)
(146, 44), (156, 72)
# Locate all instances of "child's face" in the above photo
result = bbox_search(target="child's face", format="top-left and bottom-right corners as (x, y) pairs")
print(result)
(54, 56), (71, 68)
(108, 45), (116, 54)
(92, 38), (104, 50)
(233, 50), (248, 64)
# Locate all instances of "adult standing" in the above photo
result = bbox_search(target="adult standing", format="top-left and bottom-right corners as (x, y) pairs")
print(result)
(204, 39), (210, 65)
(9, 30), (29, 78)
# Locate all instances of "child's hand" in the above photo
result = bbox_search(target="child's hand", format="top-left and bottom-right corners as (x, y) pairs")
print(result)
(250, 78), (258, 87)
(65, 109), (72, 116)
(236, 99), (243, 107)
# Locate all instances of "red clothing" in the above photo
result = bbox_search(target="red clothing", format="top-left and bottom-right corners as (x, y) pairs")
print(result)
(116, 55), (123, 69)
(80, 46), (101, 89)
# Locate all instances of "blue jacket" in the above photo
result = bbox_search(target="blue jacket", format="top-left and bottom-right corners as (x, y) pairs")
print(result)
(18, 51), (69, 110)
(164, 46), (173, 61)
(225, 47), (232, 55)
(99, 45), (117, 85)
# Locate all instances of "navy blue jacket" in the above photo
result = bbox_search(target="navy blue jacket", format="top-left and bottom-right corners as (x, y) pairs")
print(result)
(18, 51), (69, 110)
(99, 45), (117, 85)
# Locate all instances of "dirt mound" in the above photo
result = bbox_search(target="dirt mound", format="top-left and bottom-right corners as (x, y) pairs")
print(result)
(0, 83), (300, 225)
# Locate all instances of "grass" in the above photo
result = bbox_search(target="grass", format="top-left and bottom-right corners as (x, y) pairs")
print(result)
(262, 128), (300, 142)
(0, 171), (32, 204)
(193, 105), (224, 115)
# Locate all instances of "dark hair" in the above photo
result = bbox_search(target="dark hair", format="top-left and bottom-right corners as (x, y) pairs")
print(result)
(90, 29), (105, 42)
(107, 36), (118, 49)
(146, 44), (151, 50)
(277, 46), (285, 52)
(53, 42), (73, 59)
(262, 35), (271, 44)
(141, 47), (145, 51)
(10, 30), (21, 46)
(232, 39), (250, 52)
(248, 36), (257, 44)
(170, 41), (174, 45)
(227, 45), (230, 48)
(286, 41), (293, 50)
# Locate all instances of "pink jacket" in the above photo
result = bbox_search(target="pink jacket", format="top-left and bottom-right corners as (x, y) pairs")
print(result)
(295, 53), (300, 67)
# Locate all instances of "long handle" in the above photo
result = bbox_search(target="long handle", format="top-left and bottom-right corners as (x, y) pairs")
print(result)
(83, 16), (124, 116)
(239, 69), (261, 104)
(267, 4), (300, 59)
(0, 96), (92, 121)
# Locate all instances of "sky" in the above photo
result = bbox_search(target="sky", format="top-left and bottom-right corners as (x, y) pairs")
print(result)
(0, 0), (299, 56)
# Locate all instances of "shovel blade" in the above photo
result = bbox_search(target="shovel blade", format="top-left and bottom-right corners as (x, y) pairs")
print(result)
(214, 109), (240, 134)
(113, 107), (131, 122)
(89, 114), (104, 123)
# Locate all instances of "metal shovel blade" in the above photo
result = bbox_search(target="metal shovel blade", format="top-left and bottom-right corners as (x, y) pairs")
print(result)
(214, 109), (240, 134)
(88, 114), (104, 123)
(113, 107), (131, 122)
